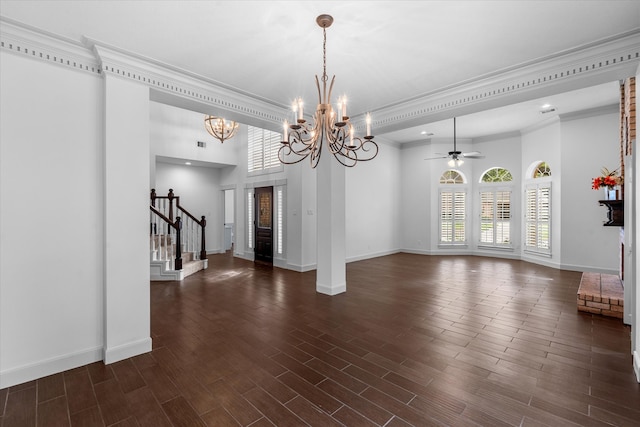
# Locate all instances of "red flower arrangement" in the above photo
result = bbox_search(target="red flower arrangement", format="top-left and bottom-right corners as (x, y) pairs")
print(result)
(591, 167), (622, 190)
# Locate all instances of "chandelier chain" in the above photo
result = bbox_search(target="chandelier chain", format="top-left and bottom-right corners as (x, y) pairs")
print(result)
(322, 27), (327, 83)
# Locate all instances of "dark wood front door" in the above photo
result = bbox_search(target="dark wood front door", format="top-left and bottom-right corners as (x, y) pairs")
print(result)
(254, 186), (273, 264)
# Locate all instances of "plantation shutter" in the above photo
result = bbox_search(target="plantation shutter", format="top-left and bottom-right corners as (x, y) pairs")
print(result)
(247, 189), (254, 249)
(525, 184), (551, 253)
(276, 187), (284, 256)
(440, 190), (466, 243)
(525, 188), (537, 248)
(480, 191), (494, 244)
(495, 191), (511, 244)
(441, 192), (453, 242)
(453, 192), (466, 242)
(248, 126), (281, 173)
(537, 186), (550, 249)
(264, 130), (281, 170)
(248, 127), (263, 173)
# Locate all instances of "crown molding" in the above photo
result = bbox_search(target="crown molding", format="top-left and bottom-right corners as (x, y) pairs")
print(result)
(90, 41), (287, 127)
(371, 29), (640, 134)
(0, 16), (101, 75)
(558, 103), (620, 122)
(0, 17), (288, 127)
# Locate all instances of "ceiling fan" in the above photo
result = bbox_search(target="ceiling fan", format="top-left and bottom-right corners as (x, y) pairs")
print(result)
(425, 117), (484, 167)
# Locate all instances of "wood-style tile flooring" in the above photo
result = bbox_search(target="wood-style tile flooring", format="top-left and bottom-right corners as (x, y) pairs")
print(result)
(2, 252), (639, 426)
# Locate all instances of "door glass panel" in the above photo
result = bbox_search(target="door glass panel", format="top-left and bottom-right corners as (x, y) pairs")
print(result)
(258, 192), (271, 228)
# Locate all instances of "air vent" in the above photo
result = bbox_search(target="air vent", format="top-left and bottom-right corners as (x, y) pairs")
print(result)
(540, 107), (556, 114)
(197, 141), (206, 148)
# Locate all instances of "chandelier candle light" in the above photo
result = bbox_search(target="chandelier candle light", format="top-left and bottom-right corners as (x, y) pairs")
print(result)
(278, 14), (378, 168)
(204, 116), (239, 143)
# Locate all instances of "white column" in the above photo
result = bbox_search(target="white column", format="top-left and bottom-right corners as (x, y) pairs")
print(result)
(316, 151), (346, 295)
(633, 70), (640, 383)
(103, 73), (152, 363)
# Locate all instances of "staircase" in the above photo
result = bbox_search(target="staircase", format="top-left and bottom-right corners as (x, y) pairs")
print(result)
(150, 189), (208, 281)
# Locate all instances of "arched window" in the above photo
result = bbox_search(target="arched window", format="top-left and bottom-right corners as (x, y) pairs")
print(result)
(533, 161), (551, 178)
(525, 161), (551, 255)
(479, 167), (513, 248)
(439, 170), (466, 245)
(440, 170), (464, 184)
(481, 167), (513, 183)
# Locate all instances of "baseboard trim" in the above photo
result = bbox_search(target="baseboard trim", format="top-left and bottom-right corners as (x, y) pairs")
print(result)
(283, 262), (316, 272)
(401, 249), (434, 256)
(316, 282), (346, 295)
(347, 249), (401, 264)
(0, 346), (103, 389)
(559, 262), (619, 275)
(634, 351), (640, 383)
(104, 337), (152, 364)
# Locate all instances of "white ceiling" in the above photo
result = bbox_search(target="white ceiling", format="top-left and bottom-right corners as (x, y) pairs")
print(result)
(1, 1), (638, 142)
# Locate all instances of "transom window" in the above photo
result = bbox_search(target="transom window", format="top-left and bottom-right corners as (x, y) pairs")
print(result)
(440, 170), (464, 184)
(533, 161), (551, 178)
(481, 167), (513, 183)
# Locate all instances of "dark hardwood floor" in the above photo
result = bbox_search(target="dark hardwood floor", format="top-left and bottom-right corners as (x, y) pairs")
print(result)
(2, 252), (639, 426)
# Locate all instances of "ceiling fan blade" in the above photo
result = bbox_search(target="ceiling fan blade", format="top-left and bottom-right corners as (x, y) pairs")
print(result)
(424, 155), (448, 160)
(461, 151), (485, 159)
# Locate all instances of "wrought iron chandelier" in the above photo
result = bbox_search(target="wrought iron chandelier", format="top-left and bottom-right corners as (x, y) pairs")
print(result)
(278, 14), (379, 168)
(204, 116), (239, 143)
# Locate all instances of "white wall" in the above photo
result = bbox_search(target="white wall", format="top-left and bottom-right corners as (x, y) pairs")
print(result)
(0, 52), (104, 387)
(150, 101), (238, 167)
(154, 162), (223, 254)
(399, 142), (432, 253)
(560, 107), (620, 273)
(224, 189), (234, 224)
(346, 142), (402, 261)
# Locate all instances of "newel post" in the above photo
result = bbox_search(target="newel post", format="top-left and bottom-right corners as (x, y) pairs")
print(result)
(200, 215), (207, 260)
(174, 216), (183, 270)
(150, 189), (157, 235)
(167, 189), (175, 222)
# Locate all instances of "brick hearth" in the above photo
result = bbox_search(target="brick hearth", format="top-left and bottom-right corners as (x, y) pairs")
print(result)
(577, 272), (624, 318)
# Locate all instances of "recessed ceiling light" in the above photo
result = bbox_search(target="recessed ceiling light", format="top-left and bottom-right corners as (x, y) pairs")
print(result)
(421, 131), (434, 136)
(541, 103), (552, 109)
(185, 162), (191, 165)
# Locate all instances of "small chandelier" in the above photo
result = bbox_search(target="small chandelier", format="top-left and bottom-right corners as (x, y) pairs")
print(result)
(278, 14), (379, 168)
(204, 116), (239, 143)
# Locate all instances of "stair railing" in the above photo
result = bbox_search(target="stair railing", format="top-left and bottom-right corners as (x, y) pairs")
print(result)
(150, 189), (206, 269)
(149, 206), (182, 270)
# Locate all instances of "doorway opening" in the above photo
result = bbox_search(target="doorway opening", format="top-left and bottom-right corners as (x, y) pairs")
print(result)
(223, 188), (234, 254)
